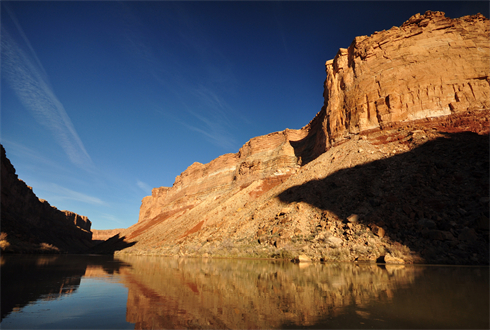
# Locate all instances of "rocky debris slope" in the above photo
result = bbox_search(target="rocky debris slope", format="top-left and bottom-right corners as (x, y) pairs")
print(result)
(1, 144), (93, 253)
(112, 11), (489, 264)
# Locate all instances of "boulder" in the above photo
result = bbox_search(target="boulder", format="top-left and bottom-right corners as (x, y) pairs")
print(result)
(293, 254), (312, 263)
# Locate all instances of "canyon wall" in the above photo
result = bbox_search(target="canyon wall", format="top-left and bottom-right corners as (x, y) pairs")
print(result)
(1, 144), (93, 253)
(139, 11), (489, 226)
(114, 11), (489, 264)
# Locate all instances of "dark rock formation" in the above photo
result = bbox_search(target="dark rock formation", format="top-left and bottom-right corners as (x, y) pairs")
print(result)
(1, 144), (92, 253)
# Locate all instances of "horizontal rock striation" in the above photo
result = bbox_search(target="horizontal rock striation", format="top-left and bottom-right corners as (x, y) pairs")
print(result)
(138, 128), (307, 224)
(91, 228), (123, 241)
(113, 11), (489, 265)
(1, 144), (93, 253)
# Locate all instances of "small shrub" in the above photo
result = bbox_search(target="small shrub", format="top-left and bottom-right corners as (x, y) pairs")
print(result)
(39, 243), (60, 253)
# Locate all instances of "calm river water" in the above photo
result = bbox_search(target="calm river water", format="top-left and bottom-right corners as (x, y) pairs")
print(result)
(1, 254), (488, 329)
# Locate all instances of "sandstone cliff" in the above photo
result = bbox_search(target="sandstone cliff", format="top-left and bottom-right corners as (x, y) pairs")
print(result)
(1, 144), (93, 253)
(92, 228), (123, 242)
(111, 11), (489, 265)
(322, 11), (489, 142)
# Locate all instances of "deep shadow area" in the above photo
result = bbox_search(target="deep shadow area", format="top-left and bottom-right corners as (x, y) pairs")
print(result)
(279, 132), (489, 264)
(290, 107), (328, 166)
(88, 234), (136, 255)
(0, 254), (130, 321)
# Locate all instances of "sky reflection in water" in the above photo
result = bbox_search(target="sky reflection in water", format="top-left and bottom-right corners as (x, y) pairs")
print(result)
(1, 255), (488, 329)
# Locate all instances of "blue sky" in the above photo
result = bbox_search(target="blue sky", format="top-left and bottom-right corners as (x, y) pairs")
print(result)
(2, 1), (488, 230)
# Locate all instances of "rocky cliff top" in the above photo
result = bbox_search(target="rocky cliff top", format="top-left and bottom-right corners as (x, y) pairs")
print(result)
(320, 10), (489, 147)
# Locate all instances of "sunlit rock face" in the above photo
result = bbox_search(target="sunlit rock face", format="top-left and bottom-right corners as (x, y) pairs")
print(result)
(115, 11), (489, 265)
(137, 128), (307, 224)
(91, 229), (123, 241)
(321, 11), (489, 146)
(1, 144), (92, 253)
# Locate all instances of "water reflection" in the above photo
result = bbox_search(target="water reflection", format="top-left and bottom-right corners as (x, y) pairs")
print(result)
(116, 256), (489, 329)
(0, 254), (129, 322)
(1, 255), (488, 329)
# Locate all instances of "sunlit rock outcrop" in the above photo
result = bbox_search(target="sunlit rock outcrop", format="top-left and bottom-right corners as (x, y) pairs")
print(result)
(137, 129), (307, 224)
(321, 11), (489, 145)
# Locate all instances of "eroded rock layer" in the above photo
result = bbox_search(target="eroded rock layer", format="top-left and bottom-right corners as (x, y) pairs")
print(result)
(137, 128), (307, 225)
(1, 145), (93, 253)
(113, 11), (489, 264)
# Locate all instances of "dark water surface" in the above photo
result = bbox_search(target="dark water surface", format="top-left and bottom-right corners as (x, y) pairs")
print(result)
(1, 255), (488, 329)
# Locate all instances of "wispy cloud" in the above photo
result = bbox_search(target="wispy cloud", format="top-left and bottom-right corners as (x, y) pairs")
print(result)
(273, 2), (289, 55)
(0, 139), (63, 170)
(116, 2), (241, 150)
(1, 7), (94, 170)
(179, 120), (237, 150)
(99, 213), (125, 226)
(136, 180), (152, 193)
(40, 183), (106, 206)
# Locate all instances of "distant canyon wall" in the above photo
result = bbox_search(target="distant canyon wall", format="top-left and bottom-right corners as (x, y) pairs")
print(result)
(91, 229), (123, 241)
(1, 144), (93, 253)
(138, 128), (308, 224)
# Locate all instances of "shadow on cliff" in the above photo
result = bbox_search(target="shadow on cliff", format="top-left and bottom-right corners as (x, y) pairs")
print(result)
(88, 234), (136, 255)
(289, 107), (327, 166)
(279, 132), (489, 264)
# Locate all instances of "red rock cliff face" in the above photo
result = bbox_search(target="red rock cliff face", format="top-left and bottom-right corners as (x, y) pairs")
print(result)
(138, 128), (307, 224)
(1, 144), (93, 253)
(115, 11), (489, 265)
(320, 11), (489, 145)
(138, 11), (489, 222)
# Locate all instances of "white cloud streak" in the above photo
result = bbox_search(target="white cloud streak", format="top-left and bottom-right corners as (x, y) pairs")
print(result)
(0, 139), (63, 170)
(136, 180), (152, 193)
(40, 183), (106, 206)
(99, 213), (125, 226)
(1, 8), (94, 170)
(117, 3), (240, 150)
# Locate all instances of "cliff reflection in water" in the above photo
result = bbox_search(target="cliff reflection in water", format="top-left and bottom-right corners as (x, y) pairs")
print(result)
(2, 255), (487, 329)
(118, 256), (434, 329)
(0, 255), (130, 322)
